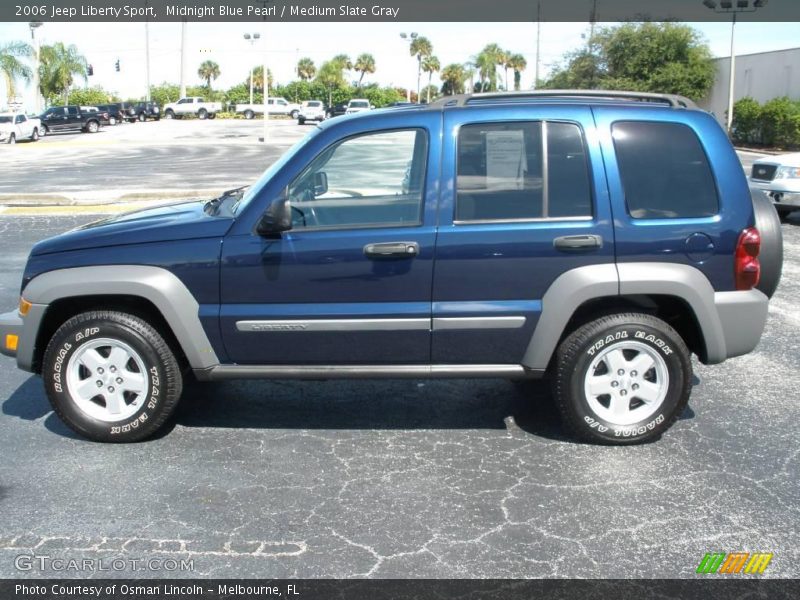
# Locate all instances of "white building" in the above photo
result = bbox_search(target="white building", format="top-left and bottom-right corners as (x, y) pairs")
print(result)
(700, 47), (800, 126)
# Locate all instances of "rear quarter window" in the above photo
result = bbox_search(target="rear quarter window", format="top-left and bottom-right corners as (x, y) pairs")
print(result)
(612, 121), (719, 219)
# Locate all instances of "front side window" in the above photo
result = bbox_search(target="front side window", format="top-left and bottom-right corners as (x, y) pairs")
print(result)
(612, 121), (719, 219)
(288, 129), (427, 230)
(455, 121), (592, 222)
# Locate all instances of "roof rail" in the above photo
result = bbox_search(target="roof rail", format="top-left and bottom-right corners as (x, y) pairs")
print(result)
(430, 90), (697, 109)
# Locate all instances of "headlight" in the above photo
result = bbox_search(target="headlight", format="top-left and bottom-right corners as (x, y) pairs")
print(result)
(776, 166), (800, 179)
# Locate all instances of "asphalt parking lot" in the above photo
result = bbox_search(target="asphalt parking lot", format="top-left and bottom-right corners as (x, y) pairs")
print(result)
(0, 124), (798, 579)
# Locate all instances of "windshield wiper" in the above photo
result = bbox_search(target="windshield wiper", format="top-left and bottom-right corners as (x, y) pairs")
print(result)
(204, 186), (248, 215)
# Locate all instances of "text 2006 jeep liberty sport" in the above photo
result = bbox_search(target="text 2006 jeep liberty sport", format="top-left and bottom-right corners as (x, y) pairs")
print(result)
(0, 91), (784, 444)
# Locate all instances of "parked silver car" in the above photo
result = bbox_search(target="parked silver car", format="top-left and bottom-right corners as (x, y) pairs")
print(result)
(750, 152), (800, 220)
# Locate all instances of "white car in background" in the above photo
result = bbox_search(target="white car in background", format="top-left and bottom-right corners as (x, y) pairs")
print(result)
(749, 152), (800, 221)
(345, 99), (372, 115)
(298, 100), (326, 125)
(0, 112), (41, 144)
(236, 97), (302, 120)
(162, 97), (222, 120)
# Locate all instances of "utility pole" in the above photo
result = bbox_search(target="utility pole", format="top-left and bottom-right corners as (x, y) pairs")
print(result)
(258, 0), (271, 143)
(144, 0), (151, 101)
(534, 1), (541, 89)
(179, 20), (187, 98)
(29, 21), (42, 112)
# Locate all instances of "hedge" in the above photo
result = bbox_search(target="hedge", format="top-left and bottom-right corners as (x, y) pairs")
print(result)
(732, 96), (800, 149)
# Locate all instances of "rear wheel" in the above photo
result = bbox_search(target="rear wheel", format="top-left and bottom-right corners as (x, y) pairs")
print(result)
(86, 120), (100, 133)
(553, 313), (692, 445)
(777, 208), (792, 222)
(164, 109), (175, 120)
(138, 112), (146, 122)
(244, 109), (254, 120)
(290, 109), (299, 119)
(31, 128), (39, 141)
(198, 109), (208, 120)
(42, 311), (183, 443)
(6, 133), (15, 145)
(109, 116), (117, 126)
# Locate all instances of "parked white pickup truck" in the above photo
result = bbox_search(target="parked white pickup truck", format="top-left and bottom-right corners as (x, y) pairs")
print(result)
(0, 112), (42, 144)
(162, 97), (222, 120)
(235, 97), (301, 119)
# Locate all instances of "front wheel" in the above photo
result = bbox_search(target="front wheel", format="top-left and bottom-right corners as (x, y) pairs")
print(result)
(198, 109), (208, 120)
(42, 311), (183, 443)
(6, 133), (15, 145)
(244, 110), (254, 120)
(109, 116), (117, 126)
(31, 128), (39, 141)
(164, 110), (175, 120)
(138, 112), (146, 122)
(553, 313), (692, 445)
(86, 120), (100, 133)
(290, 109), (299, 119)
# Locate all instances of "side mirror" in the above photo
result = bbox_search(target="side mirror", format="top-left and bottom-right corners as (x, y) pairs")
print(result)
(313, 172), (328, 197)
(256, 195), (292, 235)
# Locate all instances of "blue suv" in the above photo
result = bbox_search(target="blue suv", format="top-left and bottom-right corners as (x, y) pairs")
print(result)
(0, 91), (782, 444)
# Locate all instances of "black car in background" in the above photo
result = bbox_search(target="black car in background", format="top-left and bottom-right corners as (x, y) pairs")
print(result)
(134, 101), (161, 121)
(96, 103), (137, 125)
(38, 105), (104, 134)
(326, 103), (348, 119)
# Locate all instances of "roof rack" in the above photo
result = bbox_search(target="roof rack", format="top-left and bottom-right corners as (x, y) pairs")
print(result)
(429, 90), (697, 110)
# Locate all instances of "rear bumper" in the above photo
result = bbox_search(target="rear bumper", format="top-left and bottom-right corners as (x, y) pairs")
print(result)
(0, 311), (23, 359)
(713, 289), (769, 361)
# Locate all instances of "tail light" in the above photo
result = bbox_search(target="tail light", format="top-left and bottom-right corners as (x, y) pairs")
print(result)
(735, 227), (761, 291)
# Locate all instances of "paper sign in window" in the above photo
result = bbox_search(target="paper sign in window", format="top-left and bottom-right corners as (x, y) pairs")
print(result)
(485, 130), (527, 190)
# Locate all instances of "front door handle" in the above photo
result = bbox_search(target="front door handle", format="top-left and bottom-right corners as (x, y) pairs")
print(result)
(364, 241), (419, 259)
(553, 234), (603, 251)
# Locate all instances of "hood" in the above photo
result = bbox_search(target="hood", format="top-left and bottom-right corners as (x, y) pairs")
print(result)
(30, 199), (235, 256)
(756, 152), (800, 167)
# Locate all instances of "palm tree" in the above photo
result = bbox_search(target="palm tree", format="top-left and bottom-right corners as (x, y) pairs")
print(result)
(421, 55), (440, 103)
(315, 60), (346, 105)
(197, 60), (220, 89)
(39, 42), (88, 105)
(440, 63), (467, 96)
(507, 53), (528, 91)
(498, 49), (511, 90)
(296, 57), (316, 81)
(474, 44), (505, 92)
(251, 65), (273, 92)
(409, 36), (433, 103)
(354, 53), (376, 88)
(463, 60), (477, 93)
(0, 41), (33, 103)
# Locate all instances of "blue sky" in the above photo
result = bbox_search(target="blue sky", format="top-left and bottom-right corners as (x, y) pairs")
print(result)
(1, 20), (798, 108)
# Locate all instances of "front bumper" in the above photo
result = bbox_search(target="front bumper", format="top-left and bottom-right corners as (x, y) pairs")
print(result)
(750, 180), (800, 209)
(0, 310), (23, 359)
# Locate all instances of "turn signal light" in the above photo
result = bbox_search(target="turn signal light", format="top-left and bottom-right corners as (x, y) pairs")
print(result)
(5, 334), (18, 351)
(18, 297), (31, 316)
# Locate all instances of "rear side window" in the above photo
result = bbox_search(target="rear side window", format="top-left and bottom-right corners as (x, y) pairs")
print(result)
(456, 121), (592, 222)
(612, 121), (718, 219)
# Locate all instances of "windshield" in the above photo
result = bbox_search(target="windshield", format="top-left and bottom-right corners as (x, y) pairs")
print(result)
(307, 102), (322, 107)
(233, 126), (323, 214)
(0, 116), (11, 123)
(350, 101), (369, 108)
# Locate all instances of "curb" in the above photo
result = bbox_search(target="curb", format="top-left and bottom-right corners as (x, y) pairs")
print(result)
(734, 146), (785, 156)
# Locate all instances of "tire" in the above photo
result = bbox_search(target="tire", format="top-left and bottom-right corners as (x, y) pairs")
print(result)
(40, 125), (48, 136)
(164, 110), (175, 120)
(109, 116), (117, 126)
(208, 113), (216, 120)
(244, 110), (254, 120)
(553, 313), (692, 445)
(7, 133), (15, 145)
(198, 109), (208, 120)
(138, 112), (146, 122)
(290, 109), (299, 120)
(42, 311), (183, 443)
(31, 128), (39, 141)
(86, 120), (100, 133)
(298, 117), (305, 125)
(776, 208), (792, 223)
(751, 190), (783, 299)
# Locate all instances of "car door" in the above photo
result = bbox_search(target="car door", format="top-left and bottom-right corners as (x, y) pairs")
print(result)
(43, 107), (67, 131)
(14, 114), (26, 137)
(220, 111), (441, 365)
(431, 104), (614, 365)
(65, 106), (81, 130)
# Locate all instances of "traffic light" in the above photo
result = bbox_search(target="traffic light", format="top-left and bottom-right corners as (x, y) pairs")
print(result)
(115, 59), (120, 72)
(87, 64), (94, 76)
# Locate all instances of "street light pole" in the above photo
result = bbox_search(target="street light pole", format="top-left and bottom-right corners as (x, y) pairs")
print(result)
(29, 21), (42, 113)
(702, 0), (768, 135)
(144, 0), (151, 101)
(400, 32), (419, 103)
(179, 20), (187, 99)
(243, 33), (260, 106)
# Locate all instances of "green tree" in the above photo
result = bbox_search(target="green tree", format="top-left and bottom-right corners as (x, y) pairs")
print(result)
(197, 60), (220, 89)
(421, 55), (440, 102)
(296, 57), (316, 80)
(0, 41), (33, 103)
(420, 84), (440, 103)
(760, 97), (800, 148)
(251, 65), (273, 92)
(409, 36), (433, 100)
(731, 97), (762, 145)
(354, 53), (376, 88)
(507, 53), (527, 91)
(440, 63), (467, 96)
(474, 44), (505, 92)
(542, 22), (715, 101)
(315, 59), (348, 105)
(39, 42), (88, 105)
(67, 86), (117, 106)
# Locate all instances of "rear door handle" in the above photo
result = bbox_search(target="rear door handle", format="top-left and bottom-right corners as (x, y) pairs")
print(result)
(364, 241), (419, 259)
(553, 234), (603, 251)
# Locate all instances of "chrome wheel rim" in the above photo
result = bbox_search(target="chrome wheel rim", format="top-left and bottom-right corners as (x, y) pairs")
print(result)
(66, 338), (149, 422)
(583, 341), (669, 426)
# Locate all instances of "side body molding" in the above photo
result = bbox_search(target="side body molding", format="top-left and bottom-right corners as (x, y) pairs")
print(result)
(22, 265), (219, 370)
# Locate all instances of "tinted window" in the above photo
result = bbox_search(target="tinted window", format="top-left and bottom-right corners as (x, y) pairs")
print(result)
(456, 121), (592, 222)
(288, 129), (427, 230)
(612, 121), (718, 219)
(67, 107), (79, 117)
